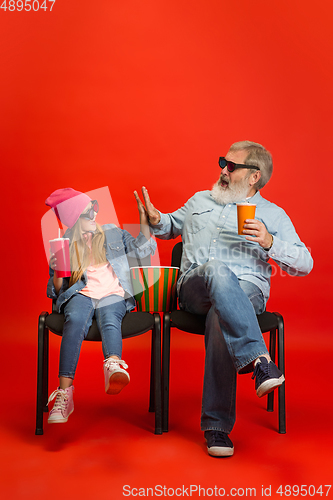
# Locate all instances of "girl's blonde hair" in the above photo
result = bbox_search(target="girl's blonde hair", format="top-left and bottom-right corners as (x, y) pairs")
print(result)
(69, 221), (106, 286)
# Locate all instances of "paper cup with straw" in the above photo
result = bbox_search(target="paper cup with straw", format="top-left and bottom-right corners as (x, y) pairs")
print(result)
(49, 228), (71, 278)
(130, 266), (179, 312)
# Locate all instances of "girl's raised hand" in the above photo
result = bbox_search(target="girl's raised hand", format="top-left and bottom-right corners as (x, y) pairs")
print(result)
(134, 190), (147, 217)
(134, 187), (161, 225)
(134, 190), (150, 240)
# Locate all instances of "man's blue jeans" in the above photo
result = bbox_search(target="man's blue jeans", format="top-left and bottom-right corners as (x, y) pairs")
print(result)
(59, 293), (127, 379)
(179, 260), (267, 434)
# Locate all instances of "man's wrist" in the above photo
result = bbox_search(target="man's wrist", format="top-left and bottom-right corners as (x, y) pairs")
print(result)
(149, 214), (161, 225)
(263, 234), (274, 251)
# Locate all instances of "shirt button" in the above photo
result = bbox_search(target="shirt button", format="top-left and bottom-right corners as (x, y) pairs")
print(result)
(272, 253), (275, 256)
(217, 227), (220, 230)
(211, 257), (214, 260)
(228, 205), (231, 207)
(222, 216), (225, 218)
(213, 239), (216, 243)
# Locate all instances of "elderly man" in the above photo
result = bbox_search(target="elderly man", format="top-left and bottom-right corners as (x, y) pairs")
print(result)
(135, 141), (313, 457)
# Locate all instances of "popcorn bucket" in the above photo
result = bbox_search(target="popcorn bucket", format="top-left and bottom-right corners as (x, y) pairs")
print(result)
(130, 266), (179, 312)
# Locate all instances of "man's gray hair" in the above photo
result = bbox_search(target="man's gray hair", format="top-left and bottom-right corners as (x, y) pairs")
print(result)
(229, 140), (273, 190)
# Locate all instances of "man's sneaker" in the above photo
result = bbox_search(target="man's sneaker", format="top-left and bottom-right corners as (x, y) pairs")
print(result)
(204, 430), (234, 457)
(48, 386), (74, 423)
(252, 356), (285, 398)
(103, 358), (130, 395)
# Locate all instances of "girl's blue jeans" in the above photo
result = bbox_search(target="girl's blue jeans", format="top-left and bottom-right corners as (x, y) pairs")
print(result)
(59, 293), (127, 379)
(178, 260), (267, 434)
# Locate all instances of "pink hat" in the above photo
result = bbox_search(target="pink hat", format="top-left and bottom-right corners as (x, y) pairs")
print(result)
(45, 188), (92, 228)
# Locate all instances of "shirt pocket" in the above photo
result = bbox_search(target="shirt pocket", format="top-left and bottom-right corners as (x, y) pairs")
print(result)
(108, 240), (126, 258)
(188, 209), (213, 234)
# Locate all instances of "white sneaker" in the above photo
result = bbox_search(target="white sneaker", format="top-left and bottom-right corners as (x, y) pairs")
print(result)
(103, 358), (130, 395)
(48, 386), (74, 423)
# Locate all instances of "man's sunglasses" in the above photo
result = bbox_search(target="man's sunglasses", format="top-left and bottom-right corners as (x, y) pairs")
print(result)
(219, 157), (260, 173)
(79, 200), (99, 220)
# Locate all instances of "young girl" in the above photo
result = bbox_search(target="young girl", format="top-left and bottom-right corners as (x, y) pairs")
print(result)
(45, 187), (156, 424)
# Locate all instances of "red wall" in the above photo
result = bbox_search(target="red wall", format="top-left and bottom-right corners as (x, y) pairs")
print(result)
(1, 0), (331, 338)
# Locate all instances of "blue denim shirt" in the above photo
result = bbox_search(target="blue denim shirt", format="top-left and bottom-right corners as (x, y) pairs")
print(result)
(151, 190), (313, 305)
(47, 224), (157, 312)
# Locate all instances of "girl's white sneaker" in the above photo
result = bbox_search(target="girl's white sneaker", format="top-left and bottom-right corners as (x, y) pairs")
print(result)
(103, 358), (130, 395)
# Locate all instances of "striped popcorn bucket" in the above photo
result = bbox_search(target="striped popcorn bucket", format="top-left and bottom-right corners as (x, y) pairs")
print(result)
(130, 266), (179, 312)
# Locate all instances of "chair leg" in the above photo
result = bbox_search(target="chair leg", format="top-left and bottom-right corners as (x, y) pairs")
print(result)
(267, 329), (276, 412)
(275, 313), (286, 434)
(149, 330), (155, 413)
(43, 324), (49, 412)
(36, 312), (49, 435)
(162, 312), (171, 432)
(153, 313), (162, 435)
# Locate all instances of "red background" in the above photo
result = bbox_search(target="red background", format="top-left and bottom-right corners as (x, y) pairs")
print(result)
(1, 1), (332, 498)
(1, 0), (332, 326)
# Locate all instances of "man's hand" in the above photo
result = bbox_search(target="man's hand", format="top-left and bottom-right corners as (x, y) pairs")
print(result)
(134, 187), (161, 225)
(243, 219), (273, 249)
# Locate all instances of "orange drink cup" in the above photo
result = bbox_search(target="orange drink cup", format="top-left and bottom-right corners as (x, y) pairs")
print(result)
(236, 203), (256, 235)
(130, 266), (179, 312)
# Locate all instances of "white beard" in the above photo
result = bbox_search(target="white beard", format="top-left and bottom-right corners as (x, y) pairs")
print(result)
(211, 175), (251, 205)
